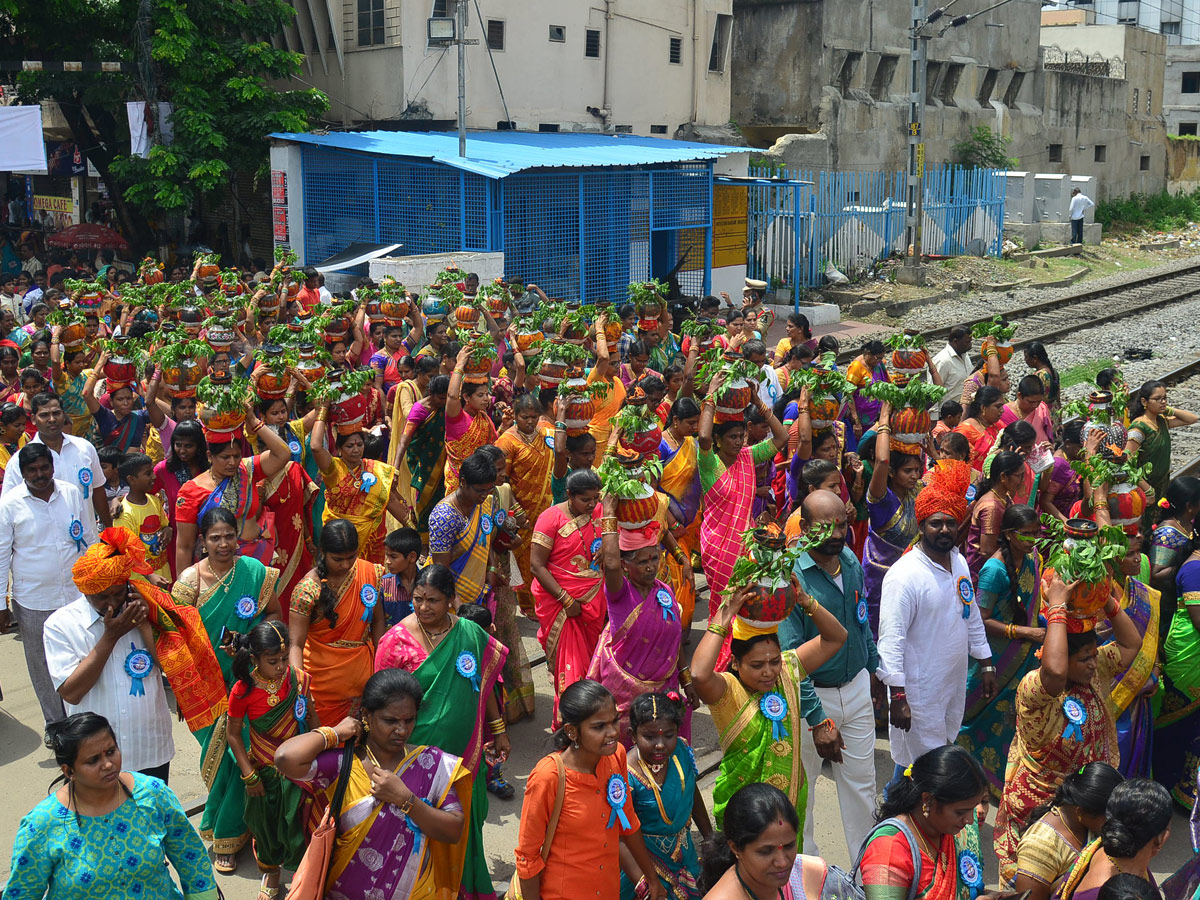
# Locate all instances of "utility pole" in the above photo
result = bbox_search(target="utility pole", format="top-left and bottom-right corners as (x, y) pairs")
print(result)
(457, 0), (468, 157)
(899, 0), (929, 286)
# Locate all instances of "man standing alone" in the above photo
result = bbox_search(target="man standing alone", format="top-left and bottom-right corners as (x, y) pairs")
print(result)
(1069, 188), (1095, 246)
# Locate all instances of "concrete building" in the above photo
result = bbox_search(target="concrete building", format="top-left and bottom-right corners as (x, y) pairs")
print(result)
(1060, 0), (1198, 44)
(729, 0), (1166, 201)
(274, 0), (734, 137)
(1165, 44), (1200, 133)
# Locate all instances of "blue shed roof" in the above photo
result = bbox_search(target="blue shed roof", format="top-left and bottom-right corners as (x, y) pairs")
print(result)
(269, 129), (743, 180)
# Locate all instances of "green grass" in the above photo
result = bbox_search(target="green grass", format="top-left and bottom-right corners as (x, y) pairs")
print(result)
(1061, 358), (1113, 390)
(1096, 188), (1200, 232)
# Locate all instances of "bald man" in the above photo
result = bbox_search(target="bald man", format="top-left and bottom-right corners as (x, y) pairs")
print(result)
(779, 489), (879, 857)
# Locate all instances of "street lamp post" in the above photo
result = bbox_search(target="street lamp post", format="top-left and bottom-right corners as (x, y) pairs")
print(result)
(900, 0), (929, 286)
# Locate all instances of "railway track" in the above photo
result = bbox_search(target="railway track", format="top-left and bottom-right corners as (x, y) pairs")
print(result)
(835, 259), (1200, 365)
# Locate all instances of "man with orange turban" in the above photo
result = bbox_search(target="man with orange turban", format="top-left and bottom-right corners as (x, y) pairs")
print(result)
(876, 460), (997, 786)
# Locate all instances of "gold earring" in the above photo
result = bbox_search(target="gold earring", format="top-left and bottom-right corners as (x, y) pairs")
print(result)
(361, 719), (370, 735)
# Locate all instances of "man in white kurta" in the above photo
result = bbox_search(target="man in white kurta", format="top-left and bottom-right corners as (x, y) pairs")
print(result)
(875, 462), (996, 773)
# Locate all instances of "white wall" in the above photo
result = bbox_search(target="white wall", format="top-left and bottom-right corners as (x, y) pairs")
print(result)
(370, 251), (505, 288)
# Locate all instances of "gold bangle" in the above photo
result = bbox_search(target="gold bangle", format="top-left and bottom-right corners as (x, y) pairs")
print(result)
(672, 548), (686, 563)
(488, 718), (507, 733)
(707, 622), (729, 638)
(318, 725), (338, 750)
(316, 409), (329, 423)
(600, 516), (618, 531)
(240, 769), (261, 784)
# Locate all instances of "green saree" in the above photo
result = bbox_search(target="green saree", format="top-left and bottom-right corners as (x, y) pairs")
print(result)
(708, 650), (809, 844)
(172, 556), (279, 855)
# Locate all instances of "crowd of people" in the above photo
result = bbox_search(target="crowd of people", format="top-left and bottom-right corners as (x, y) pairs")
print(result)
(2, 254), (1200, 900)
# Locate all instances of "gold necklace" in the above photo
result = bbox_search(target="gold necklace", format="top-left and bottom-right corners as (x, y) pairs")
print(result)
(252, 669), (285, 705)
(205, 559), (236, 594)
(417, 616), (452, 649)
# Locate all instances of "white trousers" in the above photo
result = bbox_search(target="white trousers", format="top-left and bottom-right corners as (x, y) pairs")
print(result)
(800, 667), (878, 858)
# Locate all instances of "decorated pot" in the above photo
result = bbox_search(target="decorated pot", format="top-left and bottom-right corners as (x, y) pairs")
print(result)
(486, 293), (510, 318)
(162, 359), (202, 398)
(323, 315), (351, 346)
(254, 349), (292, 400)
(363, 293), (383, 322)
(421, 295), (448, 320)
(982, 337), (1014, 366)
(515, 328), (544, 357)
(205, 321), (237, 352)
(1107, 481), (1147, 534)
(615, 481), (659, 530)
(890, 346), (928, 374)
(455, 303), (480, 329)
(140, 261), (164, 285)
(809, 395), (841, 430)
(714, 379), (754, 423)
(463, 351), (494, 379)
(1084, 418), (1129, 460)
(284, 278), (302, 300)
(196, 260), (221, 280)
(75, 288), (104, 310)
(538, 355), (570, 389)
(257, 290), (281, 317)
(331, 389), (368, 435)
(562, 382), (597, 435)
(891, 405), (932, 453)
(199, 405), (246, 437)
(737, 529), (799, 630)
(619, 421), (663, 457)
(178, 307), (204, 338)
(104, 340), (138, 388)
(296, 344), (326, 383)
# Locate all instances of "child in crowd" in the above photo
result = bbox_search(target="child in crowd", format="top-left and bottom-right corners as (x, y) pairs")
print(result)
(113, 452), (172, 580)
(98, 444), (127, 512)
(933, 399), (963, 440)
(381, 526), (421, 627)
(458, 602), (515, 801)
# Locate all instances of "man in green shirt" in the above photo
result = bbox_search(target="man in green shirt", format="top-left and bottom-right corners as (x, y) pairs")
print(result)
(779, 489), (879, 857)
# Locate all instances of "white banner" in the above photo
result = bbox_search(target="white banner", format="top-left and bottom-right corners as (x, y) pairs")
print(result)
(0, 106), (48, 173)
(127, 101), (174, 158)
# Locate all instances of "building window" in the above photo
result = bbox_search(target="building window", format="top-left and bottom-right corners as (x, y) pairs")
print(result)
(1163, 20), (1182, 40)
(709, 14), (732, 72)
(1141, 155), (1151, 170)
(1048, 143), (1063, 162)
(939, 62), (964, 106)
(1184, 72), (1200, 93)
(836, 52), (862, 96)
(1003, 70), (1025, 107)
(613, 125), (633, 133)
(539, 123), (560, 132)
(496, 120), (515, 130)
(1094, 144), (1107, 162)
(1147, 88), (1152, 114)
(651, 124), (668, 134)
(585, 28), (601, 58)
(1133, 88), (1139, 113)
(486, 19), (505, 51)
(871, 55), (899, 100)
(1181, 123), (1199, 136)
(669, 36), (683, 65)
(549, 25), (565, 42)
(925, 61), (943, 103)
(358, 0), (384, 47)
(978, 69), (998, 105)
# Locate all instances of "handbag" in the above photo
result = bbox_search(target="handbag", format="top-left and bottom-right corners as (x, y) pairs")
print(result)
(819, 816), (924, 900)
(506, 753), (566, 900)
(285, 741), (356, 900)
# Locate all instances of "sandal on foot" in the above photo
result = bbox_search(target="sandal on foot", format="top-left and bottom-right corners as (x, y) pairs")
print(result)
(257, 875), (280, 900)
(214, 853), (238, 875)
(487, 775), (515, 800)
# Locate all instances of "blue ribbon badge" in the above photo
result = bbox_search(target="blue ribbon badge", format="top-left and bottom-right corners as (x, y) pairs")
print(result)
(590, 536), (603, 571)
(965, 484), (978, 503)
(656, 588), (676, 622)
(856, 596), (868, 625)
(544, 434), (555, 449)
(494, 509), (508, 529)
(234, 595), (258, 620)
(958, 849), (984, 900)
(957, 576), (974, 620)
(456, 650), (481, 692)
(68, 517), (86, 552)
(293, 695), (308, 726)
(124, 642), (153, 697)
(1061, 696), (1088, 742)
(605, 774), (632, 830)
(287, 438), (302, 462)
(77, 466), (93, 499)
(359, 471), (377, 494)
(360, 584), (378, 621)
(759, 691), (790, 742)
(481, 514), (493, 536)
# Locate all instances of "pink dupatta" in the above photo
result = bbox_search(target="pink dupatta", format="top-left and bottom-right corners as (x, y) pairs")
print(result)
(700, 446), (758, 616)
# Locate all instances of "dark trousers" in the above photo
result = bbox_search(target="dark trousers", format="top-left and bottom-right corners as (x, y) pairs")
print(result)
(1071, 217), (1084, 244)
(139, 762), (170, 784)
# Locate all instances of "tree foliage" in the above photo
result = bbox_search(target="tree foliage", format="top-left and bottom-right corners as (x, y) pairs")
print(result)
(10, 0), (327, 239)
(952, 126), (1018, 170)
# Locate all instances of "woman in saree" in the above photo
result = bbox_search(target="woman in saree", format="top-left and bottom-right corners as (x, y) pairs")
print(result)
(154, 420), (207, 579)
(621, 692), (711, 900)
(1056, 780), (1171, 900)
(82, 352), (167, 451)
(288, 518), (387, 726)
(392, 374), (449, 540)
(445, 345), (500, 492)
(1125, 378), (1199, 509)
(1042, 420), (1086, 522)
(862, 403), (922, 637)
(1024, 342), (1062, 423)
(171, 507), (284, 874)
(860, 745), (990, 900)
(496, 392), (555, 613)
(1150, 476), (1200, 643)
(275, 669), (472, 900)
(697, 371), (789, 623)
(659, 396), (703, 628)
(249, 394), (319, 607)
(174, 401), (293, 574)
(0, 401), (25, 491)
(1152, 544), (1200, 808)
(965, 451), (1026, 581)
(1010, 762), (1123, 898)
(428, 448), (500, 608)
(588, 493), (692, 749)
(0, 345), (20, 405)
(225, 621), (314, 900)
(845, 339), (889, 437)
(1106, 533), (1159, 778)
(311, 409), (410, 565)
(957, 504), (1045, 796)
(530, 468), (605, 726)
(994, 566), (1143, 875)
(373, 564), (509, 900)
(691, 580), (846, 838)
(999, 375), (1056, 446)
(954, 385), (1006, 472)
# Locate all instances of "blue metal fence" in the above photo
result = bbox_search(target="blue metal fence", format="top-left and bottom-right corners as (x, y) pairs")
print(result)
(745, 165), (1006, 303)
(300, 145), (713, 302)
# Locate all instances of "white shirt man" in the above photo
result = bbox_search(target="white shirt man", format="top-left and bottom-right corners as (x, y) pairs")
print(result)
(1069, 190), (1095, 221)
(0, 446), (98, 724)
(44, 593), (175, 777)
(931, 327), (973, 414)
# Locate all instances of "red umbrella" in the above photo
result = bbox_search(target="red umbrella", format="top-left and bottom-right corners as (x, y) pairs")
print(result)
(46, 223), (131, 252)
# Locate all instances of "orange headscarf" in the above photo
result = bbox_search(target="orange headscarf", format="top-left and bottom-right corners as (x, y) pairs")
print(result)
(72, 526), (151, 595)
(914, 459), (972, 524)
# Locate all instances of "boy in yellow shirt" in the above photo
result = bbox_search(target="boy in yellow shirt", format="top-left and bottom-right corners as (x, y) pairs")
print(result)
(113, 452), (172, 582)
